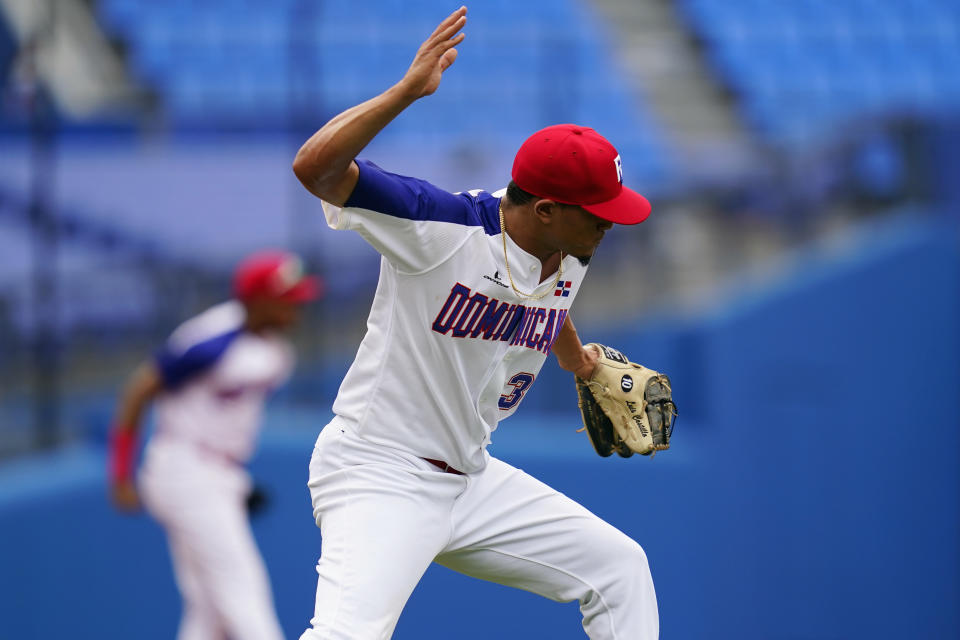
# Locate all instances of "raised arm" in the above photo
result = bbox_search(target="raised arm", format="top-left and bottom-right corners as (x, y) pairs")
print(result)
(553, 314), (599, 380)
(292, 6), (467, 206)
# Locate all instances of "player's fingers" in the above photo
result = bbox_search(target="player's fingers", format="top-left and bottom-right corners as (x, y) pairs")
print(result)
(438, 32), (466, 53)
(427, 6), (467, 41)
(430, 14), (467, 49)
(427, 7), (466, 40)
(439, 47), (459, 71)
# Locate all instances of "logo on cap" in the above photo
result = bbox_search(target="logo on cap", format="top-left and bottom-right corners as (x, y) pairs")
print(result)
(273, 256), (304, 294)
(234, 250), (321, 303)
(614, 154), (623, 185)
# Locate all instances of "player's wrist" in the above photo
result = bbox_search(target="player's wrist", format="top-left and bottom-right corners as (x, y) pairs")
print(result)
(108, 426), (137, 484)
(581, 344), (601, 378)
(561, 344), (599, 379)
(388, 79), (424, 105)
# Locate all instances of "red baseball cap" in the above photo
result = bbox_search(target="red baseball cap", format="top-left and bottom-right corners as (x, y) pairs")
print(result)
(511, 124), (651, 225)
(233, 250), (322, 303)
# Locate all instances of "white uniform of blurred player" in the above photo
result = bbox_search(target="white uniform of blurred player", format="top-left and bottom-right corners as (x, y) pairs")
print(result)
(108, 250), (320, 640)
(292, 8), (659, 639)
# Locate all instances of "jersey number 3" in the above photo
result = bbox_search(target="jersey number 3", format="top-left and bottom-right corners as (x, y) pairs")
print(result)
(499, 372), (535, 410)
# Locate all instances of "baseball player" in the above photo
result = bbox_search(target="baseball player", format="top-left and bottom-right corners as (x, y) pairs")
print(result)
(292, 7), (658, 639)
(108, 250), (320, 640)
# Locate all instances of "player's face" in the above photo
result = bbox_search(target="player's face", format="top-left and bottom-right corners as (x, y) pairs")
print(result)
(554, 205), (614, 263)
(268, 299), (302, 329)
(249, 298), (302, 330)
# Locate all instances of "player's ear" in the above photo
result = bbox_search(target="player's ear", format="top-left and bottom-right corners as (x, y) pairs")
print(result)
(532, 199), (561, 224)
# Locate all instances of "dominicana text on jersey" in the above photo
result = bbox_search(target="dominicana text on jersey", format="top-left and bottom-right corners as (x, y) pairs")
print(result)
(431, 281), (569, 354)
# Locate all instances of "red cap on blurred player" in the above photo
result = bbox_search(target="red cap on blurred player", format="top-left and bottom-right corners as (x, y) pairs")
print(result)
(511, 124), (651, 225)
(233, 250), (322, 303)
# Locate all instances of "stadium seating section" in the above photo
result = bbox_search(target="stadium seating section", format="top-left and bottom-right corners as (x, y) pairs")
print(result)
(95, 0), (672, 184)
(677, 0), (960, 146)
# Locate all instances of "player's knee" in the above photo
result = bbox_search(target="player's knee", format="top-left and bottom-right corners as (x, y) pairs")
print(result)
(626, 541), (651, 580)
(578, 539), (656, 638)
(606, 538), (652, 591)
(628, 539), (649, 567)
(613, 540), (657, 615)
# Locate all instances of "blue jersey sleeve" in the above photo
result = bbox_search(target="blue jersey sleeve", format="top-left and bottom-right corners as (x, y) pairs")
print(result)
(327, 159), (503, 274)
(154, 329), (242, 389)
(345, 160), (501, 234)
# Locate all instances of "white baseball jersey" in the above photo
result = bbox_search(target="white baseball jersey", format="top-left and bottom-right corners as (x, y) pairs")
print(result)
(322, 159), (589, 473)
(149, 300), (295, 463)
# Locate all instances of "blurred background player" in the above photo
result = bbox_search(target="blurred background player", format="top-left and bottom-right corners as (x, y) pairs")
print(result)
(108, 249), (320, 640)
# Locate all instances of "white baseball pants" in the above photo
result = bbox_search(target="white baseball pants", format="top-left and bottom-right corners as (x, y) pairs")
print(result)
(139, 438), (285, 640)
(299, 422), (658, 640)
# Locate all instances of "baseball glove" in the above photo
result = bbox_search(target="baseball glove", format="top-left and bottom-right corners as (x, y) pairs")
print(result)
(575, 343), (677, 458)
(246, 484), (271, 517)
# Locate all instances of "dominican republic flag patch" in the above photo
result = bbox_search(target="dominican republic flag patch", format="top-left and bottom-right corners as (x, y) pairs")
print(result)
(555, 281), (572, 297)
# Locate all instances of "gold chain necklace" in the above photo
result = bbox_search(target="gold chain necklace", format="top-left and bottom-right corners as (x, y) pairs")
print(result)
(499, 202), (563, 300)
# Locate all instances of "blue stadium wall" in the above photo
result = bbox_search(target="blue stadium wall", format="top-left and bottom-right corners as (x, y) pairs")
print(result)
(1, 214), (957, 639)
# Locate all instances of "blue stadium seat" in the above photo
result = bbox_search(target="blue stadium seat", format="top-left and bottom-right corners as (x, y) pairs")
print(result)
(93, 0), (673, 184)
(677, 0), (960, 147)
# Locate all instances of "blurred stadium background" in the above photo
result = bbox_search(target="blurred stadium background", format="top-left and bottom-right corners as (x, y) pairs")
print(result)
(0, 0), (957, 638)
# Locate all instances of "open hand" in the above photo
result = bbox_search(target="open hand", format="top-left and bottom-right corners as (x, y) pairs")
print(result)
(399, 6), (467, 100)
